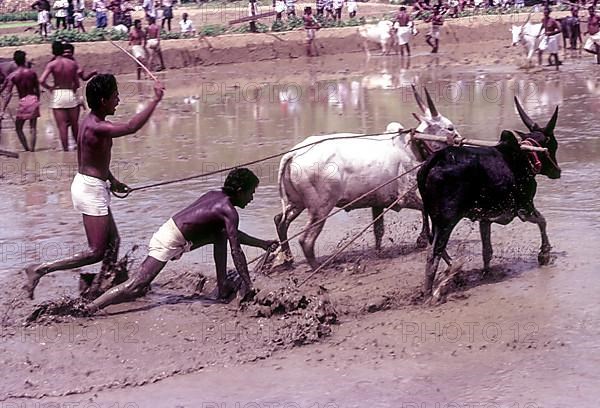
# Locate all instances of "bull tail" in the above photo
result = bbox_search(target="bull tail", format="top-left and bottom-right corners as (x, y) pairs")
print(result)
(278, 152), (295, 211)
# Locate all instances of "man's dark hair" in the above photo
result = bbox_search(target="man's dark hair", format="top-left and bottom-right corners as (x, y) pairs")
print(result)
(134, 19), (141, 26)
(304, 6), (312, 13)
(222, 168), (259, 196)
(400, 6), (406, 11)
(52, 40), (64, 56)
(63, 42), (74, 53)
(86, 74), (118, 111)
(13, 50), (26, 66)
(149, 16), (156, 23)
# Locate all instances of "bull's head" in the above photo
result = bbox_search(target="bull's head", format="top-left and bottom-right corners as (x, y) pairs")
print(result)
(411, 84), (461, 141)
(510, 13), (531, 46)
(514, 96), (561, 179)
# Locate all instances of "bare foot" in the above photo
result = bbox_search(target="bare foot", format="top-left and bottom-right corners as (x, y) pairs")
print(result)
(23, 265), (43, 300)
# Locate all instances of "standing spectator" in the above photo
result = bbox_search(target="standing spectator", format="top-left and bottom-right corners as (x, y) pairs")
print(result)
(325, 0), (334, 20)
(32, 0), (51, 38)
(73, 3), (86, 32)
(109, 0), (124, 26)
(584, 6), (600, 63)
(333, 0), (343, 21)
(147, 16), (166, 71)
(143, 0), (157, 21)
(93, 0), (108, 28)
(67, 0), (75, 29)
(162, 0), (174, 32)
(316, 0), (325, 17)
(54, 0), (69, 29)
(285, 0), (296, 17)
(303, 6), (320, 56)
(248, 0), (258, 33)
(274, 0), (285, 21)
(179, 12), (196, 36)
(346, 0), (357, 18)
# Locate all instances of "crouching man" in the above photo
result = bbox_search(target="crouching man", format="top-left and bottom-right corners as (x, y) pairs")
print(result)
(87, 168), (278, 313)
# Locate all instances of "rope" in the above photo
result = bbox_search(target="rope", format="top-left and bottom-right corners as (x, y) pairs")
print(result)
(296, 182), (418, 288)
(112, 129), (412, 198)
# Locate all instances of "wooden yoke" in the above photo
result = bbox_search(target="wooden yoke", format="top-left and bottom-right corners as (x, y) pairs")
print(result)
(408, 131), (548, 152)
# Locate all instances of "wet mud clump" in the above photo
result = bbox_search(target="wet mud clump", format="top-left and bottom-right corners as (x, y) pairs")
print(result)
(246, 283), (338, 347)
(26, 296), (91, 324)
(79, 245), (138, 300)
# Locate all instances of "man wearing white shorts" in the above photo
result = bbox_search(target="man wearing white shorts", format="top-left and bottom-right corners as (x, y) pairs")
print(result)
(88, 168), (278, 312)
(24, 74), (165, 300)
(539, 7), (562, 70)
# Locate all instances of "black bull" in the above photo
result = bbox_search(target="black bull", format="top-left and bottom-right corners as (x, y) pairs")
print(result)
(417, 97), (561, 296)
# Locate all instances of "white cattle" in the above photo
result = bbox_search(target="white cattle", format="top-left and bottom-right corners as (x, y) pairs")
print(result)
(274, 87), (460, 269)
(510, 19), (544, 66)
(358, 20), (394, 57)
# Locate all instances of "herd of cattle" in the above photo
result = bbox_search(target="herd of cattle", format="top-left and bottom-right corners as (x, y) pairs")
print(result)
(274, 86), (561, 297)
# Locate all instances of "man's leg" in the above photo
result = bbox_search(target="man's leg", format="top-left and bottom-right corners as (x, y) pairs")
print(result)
(14, 119), (30, 151)
(66, 106), (79, 144)
(24, 213), (114, 299)
(52, 108), (70, 151)
(29, 118), (37, 152)
(88, 256), (167, 312)
(158, 48), (166, 70)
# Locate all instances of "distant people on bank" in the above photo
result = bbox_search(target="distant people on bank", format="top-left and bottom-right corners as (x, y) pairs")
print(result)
(179, 12), (196, 36)
(93, 0), (108, 28)
(0, 51), (40, 152)
(143, 0), (156, 21)
(394, 6), (414, 57)
(347, 0), (357, 18)
(274, 0), (285, 21)
(31, 0), (51, 38)
(584, 6), (600, 63)
(333, 0), (343, 21)
(285, 0), (296, 17)
(248, 0), (258, 33)
(54, 0), (69, 30)
(73, 1), (86, 32)
(162, 0), (174, 32)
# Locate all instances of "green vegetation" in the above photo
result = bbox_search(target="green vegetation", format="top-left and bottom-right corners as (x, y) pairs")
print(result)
(0, 11), (38, 23)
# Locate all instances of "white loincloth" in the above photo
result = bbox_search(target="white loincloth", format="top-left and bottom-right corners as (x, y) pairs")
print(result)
(396, 24), (412, 45)
(539, 34), (560, 53)
(71, 173), (111, 216)
(584, 32), (600, 52)
(429, 25), (441, 40)
(147, 38), (160, 49)
(51, 88), (78, 109)
(38, 10), (50, 24)
(131, 45), (147, 60)
(148, 218), (192, 262)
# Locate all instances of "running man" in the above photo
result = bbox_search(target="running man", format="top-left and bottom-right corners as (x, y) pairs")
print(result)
(147, 16), (166, 71)
(425, 6), (443, 53)
(539, 7), (562, 69)
(303, 6), (321, 57)
(129, 19), (148, 80)
(584, 6), (600, 63)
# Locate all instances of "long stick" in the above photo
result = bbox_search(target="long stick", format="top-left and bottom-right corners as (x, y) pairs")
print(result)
(109, 41), (159, 82)
(0, 149), (19, 159)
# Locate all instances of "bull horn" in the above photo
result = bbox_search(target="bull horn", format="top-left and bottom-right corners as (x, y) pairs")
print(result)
(514, 96), (536, 131)
(424, 87), (439, 118)
(544, 106), (559, 134)
(411, 84), (426, 114)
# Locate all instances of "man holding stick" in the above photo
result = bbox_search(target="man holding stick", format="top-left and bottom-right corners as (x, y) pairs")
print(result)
(24, 74), (165, 299)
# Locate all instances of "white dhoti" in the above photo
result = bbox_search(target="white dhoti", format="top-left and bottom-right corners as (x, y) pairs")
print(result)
(51, 88), (79, 109)
(396, 25), (412, 45)
(148, 218), (192, 262)
(37, 10), (49, 24)
(428, 25), (441, 40)
(131, 45), (147, 60)
(584, 32), (600, 52)
(71, 173), (111, 216)
(539, 34), (560, 53)
(147, 38), (160, 50)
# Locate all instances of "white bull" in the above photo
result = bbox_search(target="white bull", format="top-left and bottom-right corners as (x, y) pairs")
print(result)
(274, 87), (460, 269)
(358, 20), (394, 57)
(510, 19), (544, 66)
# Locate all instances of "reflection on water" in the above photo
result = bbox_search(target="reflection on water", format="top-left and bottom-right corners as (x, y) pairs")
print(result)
(1, 62), (599, 272)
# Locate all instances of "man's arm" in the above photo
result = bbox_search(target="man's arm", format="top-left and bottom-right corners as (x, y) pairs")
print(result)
(33, 74), (40, 98)
(95, 82), (164, 138)
(222, 206), (252, 293)
(238, 230), (278, 250)
(39, 63), (54, 90)
(1, 78), (14, 115)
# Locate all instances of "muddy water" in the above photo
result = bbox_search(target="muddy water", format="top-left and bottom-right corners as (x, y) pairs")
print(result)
(1, 61), (599, 287)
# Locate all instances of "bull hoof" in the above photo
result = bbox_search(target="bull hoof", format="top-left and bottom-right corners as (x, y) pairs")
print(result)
(538, 250), (551, 266)
(416, 235), (429, 249)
